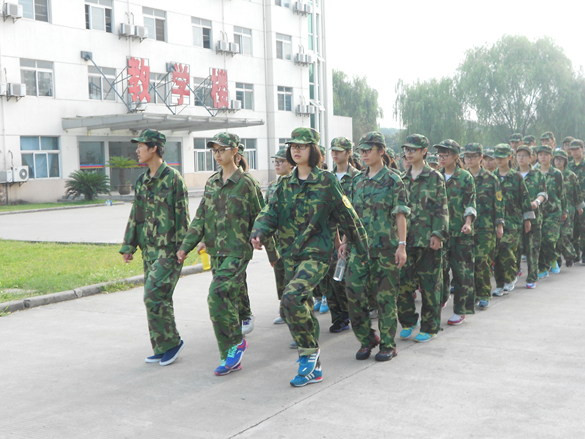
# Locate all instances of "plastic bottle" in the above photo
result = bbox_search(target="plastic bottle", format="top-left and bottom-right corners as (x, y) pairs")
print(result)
(198, 248), (211, 271)
(332, 257), (346, 282)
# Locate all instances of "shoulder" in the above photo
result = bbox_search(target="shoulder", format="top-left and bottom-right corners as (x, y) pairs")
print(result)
(429, 168), (445, 182)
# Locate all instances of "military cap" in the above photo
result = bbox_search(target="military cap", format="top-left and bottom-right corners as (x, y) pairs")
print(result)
(516, 145), (533, 156)
(493, 143), (513, 158)
(483, 147), (495, 158)
(207, 132), (240, 149)
(433, 139), (461, 154)
(285, 127), (320, 145)
(510, 133), (523, 142)
(540, 131), (554, 140)
(562, 136), (575, 144)
(330, 137), (354, 152)
(359, 131), (386, 149)
(352, 151), (362, 163)
(131, 129), (166, 146)
(570, 139), (584, 149)
(237, 143), (245, 154)
(386, 147), (396, 159)
(523, 135), (536, 144)
(426, 154), (439, 164)
(463, 143), (483, 155)
(553, 149), (569, 161)
(271, 148), (287, 159)
(536, 145), (553, 154)
(319, 145), (326, 156)
(401, 134), (429, 149)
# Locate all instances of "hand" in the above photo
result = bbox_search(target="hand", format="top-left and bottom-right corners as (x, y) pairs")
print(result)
(251, 237), (264, 250)
(496, 224), (504, 239)
(123, 253), (133, 263)
(176, 250), (188, 264)
(531, 201), (539, 210)
(579, 208), (583, 216)
(197, 242), (207, 253)
(461, 224), (471, 234)
(524, 220), (531, 233)
(338, 242), (348, 260)
(270, 260), (277, 268)
(395, 246), (407, 269)
(561, 213), (567, 221)
(430, 235), (441, 251)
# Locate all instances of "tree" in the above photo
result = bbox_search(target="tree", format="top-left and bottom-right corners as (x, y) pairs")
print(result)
(333, 70), (383, 143)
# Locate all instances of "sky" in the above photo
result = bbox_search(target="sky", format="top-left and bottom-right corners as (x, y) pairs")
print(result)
(326, 0), (585, 128)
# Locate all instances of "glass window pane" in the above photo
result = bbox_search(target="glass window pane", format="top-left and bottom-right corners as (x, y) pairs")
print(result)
(34, 0), (49, 22)
(41, 137), (59, 151)
(276, 42), (282, 59)
(37, 61), (52, 69)
(203, 28), (211, 48)
(102, 67), (116, 76)
(144, 16), (155, 39)
(38, 71), (53, 97)
(79, 141), (104, 171)
(278, 94), (284, 111)
(103, 79), (115, 100)
(206, 151), (213, 171)
(100, 0), (113, 6)
(165, 142), (181, 171)
(48, 154), (60, 178)
(21, 137), (40, 151)
(284, 42), (291, 60)
(22, 154), (35, 178)
(19, 0), (34, 19)
(155, 18), (165, 41)
(105, 8), (112, 33)
(21, 70), (37, 96)
(20, 59), (36, 68)
(91, 6), (105, 31)
(154, 9), (165, 18)
(35, 154), (48, 178)
(143, 7), (153, 15)
(89, 76), (101, 99)
(193, 26), (203, 47)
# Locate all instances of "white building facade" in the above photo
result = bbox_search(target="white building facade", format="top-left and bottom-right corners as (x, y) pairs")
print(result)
(0, 0), (349, 203)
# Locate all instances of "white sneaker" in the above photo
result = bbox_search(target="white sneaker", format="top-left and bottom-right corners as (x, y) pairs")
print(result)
(369, 309), (378, 319)
(492, 287), (504, 297)
(273, 315), (285, 324)
(242, 315), (255, 335)
(447, 314), (465, 325)
(503, 282), (515, 293)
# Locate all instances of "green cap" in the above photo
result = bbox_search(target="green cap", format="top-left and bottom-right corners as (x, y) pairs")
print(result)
(554, 149), (569, 161)
(562, 136), (575, 144)
(516, 145), (533, 156)
(483, 148), (495, 158)
(426, 154), (439, 164)
(271, 148), (287, 159)
(359, 131), (386, 148)
(238, 143), (245, 154)
(285, 127), (320, 145)
(386, 147), (396, 159)
(540, 131), (554, 140)
(131, 129), (166, 146)
(493, 143), (513, 158)
(523, 135), (536, 144)
(207, 132), (240, 149)
(401, 134), (429, 149)
(330, 137), (353, 152)
(510, 133), (523, 142)
(434, 139), (461, 154)
(463, 143), (483, 155)
(570, 139), (584, 149)
(319, 145), (326, 156)
(537, 145), (553, 154)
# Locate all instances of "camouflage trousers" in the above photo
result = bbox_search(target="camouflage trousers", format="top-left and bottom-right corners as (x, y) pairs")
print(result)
(474, 230), (496, 301)
(324, 252), (349, 325)
(494, 228), (520, 287)
(520, 225), (541, 283)
(272, 257), (286, 301)
(573, 211), (585, 258)
(397, 246), (442, 335)
(346, 251), (400, 350)
(441, 235), (475, 315)
(538, 215), (561, 272)
(208, 256), (249, 361)
(281, 258), (329, 357)
(237, 273), (252, 321)
(557, 212), (577, 263)
(143, 257), (183, 355)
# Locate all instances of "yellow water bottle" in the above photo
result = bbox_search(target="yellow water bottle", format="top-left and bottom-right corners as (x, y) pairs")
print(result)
(199, 248), (211, 271)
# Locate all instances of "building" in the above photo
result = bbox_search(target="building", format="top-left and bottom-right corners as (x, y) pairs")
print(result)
(0, 0), (351, 204)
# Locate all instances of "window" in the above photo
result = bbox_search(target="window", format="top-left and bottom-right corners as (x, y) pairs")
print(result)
(192, 17), (212, 49)
(193, 77), (213, 108)
(241, 139), (257, 170)
(79, 141), (105, 173)
(309, 64), (315, 100)
(308, 14), (314, 51)
(88, 66), (116, 101)
(194, 138), (218, 172)
(277, 86), (292, 111)
(234, 26), (252, 56)
(276, 34), (292, 60)
(85, 0), (112, 33)
(278, 138), (289, 150)
(19, 0), (49, 22)
(20, 59), (53, 97)
(21, 137), (60, 179)
(275, 0), (290, 7)
(236, 83), (254, 110)
(316, 13), (320, 54)
(150, 73), (170, 104)
(143, 7), (166, 41)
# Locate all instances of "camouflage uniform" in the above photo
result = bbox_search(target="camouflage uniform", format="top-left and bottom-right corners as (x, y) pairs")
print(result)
(251, 127), (369, 358)
(397, 134), (449, 335)
(435, 140), (477, 315)
(180, 133), (279, 361)
(464, 144), (504, 303)
(568, 140), (585, 261)
(493, 144), (534, 288)
(120, 130), (190, 355)
(346, 133), (410, 351)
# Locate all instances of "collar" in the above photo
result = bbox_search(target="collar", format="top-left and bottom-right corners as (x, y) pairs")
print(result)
(143, 161), (168, 182)
(290, 166), (320, 185)
(405, 162), (433, 180)
(210, 166), (244, 185)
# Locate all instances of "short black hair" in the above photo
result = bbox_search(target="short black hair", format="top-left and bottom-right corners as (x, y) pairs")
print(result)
(146, 141), (164, 158)
(285, 143), (322, 168)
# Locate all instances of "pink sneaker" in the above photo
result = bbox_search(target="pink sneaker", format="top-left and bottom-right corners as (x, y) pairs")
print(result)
(447, 314), (466, 326)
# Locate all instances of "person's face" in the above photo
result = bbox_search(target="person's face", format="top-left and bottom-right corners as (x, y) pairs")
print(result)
(404, 147), (426, 164)
(495, 156), (511, 169)
(211, 144), (236, 167)
(464, 153), (482, 169)
(438, 150), (457, 169)
(571, 147), (584, 161)
(538, 152), (551, 166)
(553, 157), (566, 170)
(136, 142), (157, 164)
(274, 158), (293, 176)
(516, 151), (531, 167)
(331, 150), (350, 165)
(510, 141), (521, 151)
(289, 143), (311, 166)
(359, 146), (383, 167)
(483, 157), (496, 171)
(563, 142), (571, 152)
(541, 138), (554, 147)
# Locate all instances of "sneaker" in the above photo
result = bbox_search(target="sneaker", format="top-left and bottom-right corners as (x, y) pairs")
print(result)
(476, 300), (489, 309)
(297, 349), (320, 376)
(290, 367), (322, 387)
(375, 348), (397, 362)
(369, 309), (378, 319)
(526, 282), (537, 289)
(145, 353), (164, 363)
(242, 316), (255, 335)
(566, 260), (574, 268)
(356, 334), (381, 360)
(289, 340), (297, 349)
(492, 287), (504, 297)
(450, 286), (455, 294)
(503, 282), (514, 293)
(399, 321), (420, 340)
(329, 319), (350, 333)
(160, 340), (185, 366)
(447, 314), (465, 326)
(538, 271), (549, 279)
(319, 297), (330, 314)
(414, 332), (438, 343)
(273, 315), (285, 324)
(521, 255), (527, 261)
(551, 261), (561, 274)
(225, 339), (248, 369)
(214, 361), (242, 376)
(313, 298), (322, 312)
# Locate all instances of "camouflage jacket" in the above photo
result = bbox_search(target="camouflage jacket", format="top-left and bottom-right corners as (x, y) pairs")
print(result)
(332, 163), (360, 198)
(251, 166), (369, 262)
(350, 166), (411, 257)
(441, 166), (477, 237)
(403, 163), (449, 247)
(472, 167), (505, 231)
(120, 162), (190, 261)
(561, 169), (585, 214)
(180, 167), (278, 262)
(495, 169), (534, 230)
(568, 159), (585, 206)
(520, 168), (547, 227)
(540, 167), (565, 218)
(265, 178), (280, 204)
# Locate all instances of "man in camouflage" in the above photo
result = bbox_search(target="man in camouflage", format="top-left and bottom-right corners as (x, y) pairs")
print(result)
(482, 148), (497, 173)
(509, 133), (523, 168)
(569, 139), (585, 263)
(120, 129), (190, 366)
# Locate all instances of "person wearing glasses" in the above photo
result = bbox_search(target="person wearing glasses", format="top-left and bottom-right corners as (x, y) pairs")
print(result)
(251, 127), (368, 387)
(397, 134), (449, 343)
(177, 132), (279, 377)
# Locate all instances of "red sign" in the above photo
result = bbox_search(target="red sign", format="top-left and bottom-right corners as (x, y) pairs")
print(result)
(127, 57), (151, 103)
(211, 68), (229, 108)
(172, 63), (190, 106)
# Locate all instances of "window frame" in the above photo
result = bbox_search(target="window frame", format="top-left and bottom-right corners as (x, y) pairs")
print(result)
(276, 33), (292, 61)
(19, 0), (50, 22)
(20, 136), (61, 179)
(234, 26), (253, 56)
(275, 0), (291, 7)
(84, 0), (113, 33)
(88, 66), (117, 101)
(235, 82), (254, 110)
(192, 17), (212, 49)
(194, 138), (218, 172)
(20, 59), (54, 98)
(143, 7), (166, 42)
(241, 139), (257, 170)
(277, 86), (293, 111)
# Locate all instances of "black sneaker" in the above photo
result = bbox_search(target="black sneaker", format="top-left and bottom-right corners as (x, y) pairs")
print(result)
(566, 260), (574, 268)
(329, 319), (350, 333)
(355, 334), (380, 360)
(375, 348), (397, 362)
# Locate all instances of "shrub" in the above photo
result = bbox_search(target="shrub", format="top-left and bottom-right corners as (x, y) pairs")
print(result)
(65, 170), (110, 201)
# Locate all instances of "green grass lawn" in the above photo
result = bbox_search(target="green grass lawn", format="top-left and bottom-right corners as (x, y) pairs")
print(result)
(0, 240), (201, 303)
(0, 200), (104, 213)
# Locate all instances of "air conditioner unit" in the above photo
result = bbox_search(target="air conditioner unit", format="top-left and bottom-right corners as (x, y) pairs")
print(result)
(134, 25), (148, 40)
(8, 83), (26, 97)
(12, 166), (29, 183)
(307, 105), (316, 114)
(229, 42), (240, 54)
(3, 3), (23, 19)
(296, 105), (308, 114)
(0, 83), (6, 96)
(293, 1), (303, 12)
(304, 4), (313, 13)
(295, 53), (303, 63)
(305, 54), (313, 64)
(230, 100), (242, 110)
(217, 40), (229, 52)
(130, 101), (147, 112)
(119, 23), (133, 36)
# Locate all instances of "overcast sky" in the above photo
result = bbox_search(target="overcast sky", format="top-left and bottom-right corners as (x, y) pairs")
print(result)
(326, 0), (585, 128)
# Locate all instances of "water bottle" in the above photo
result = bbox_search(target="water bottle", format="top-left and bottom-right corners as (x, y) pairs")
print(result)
(333, 257), (346, 282)
(198, 248), (211, 271)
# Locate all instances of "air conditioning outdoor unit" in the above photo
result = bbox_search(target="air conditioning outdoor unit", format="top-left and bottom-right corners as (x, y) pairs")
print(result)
(296, 105), (307, 114)
(230, 100), (242, 110)
(119, 23), (133, 37)
(12, 166), (29, 183)
(8, 83), (26, 97)
(304, 4), (313, 13)
(217, 40), (229, 52)
(0, 83), (6, 96)
(134, 25), (148, 40)
(307, 105), (316, 114)
(229, 42), (240, 54)
(294, 2), (303, 12)
(295, 53), (304, 63)
(3, 3), (23, 20)
(305, 54), (313, 64)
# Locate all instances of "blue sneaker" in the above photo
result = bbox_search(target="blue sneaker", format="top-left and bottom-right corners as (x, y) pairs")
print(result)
(399, 321), (419, 340)
(160, 340), (185, 366)
(414, 332), (437, 343)
(492, 287), (504, 297)
(551, 262), (561, 274)
(538, 271), (549, 279)
(290, 367), (322, 387)
(297, 349), (320, 376)
(145, 353), (164, 363)
(214, 361), (242, 376)
(477, 300), (489, 310)
(313, 298), (322, 312)
(526, 282), (537, 289)
(225, 339), (248, 369)
(319, 297), (330, 314)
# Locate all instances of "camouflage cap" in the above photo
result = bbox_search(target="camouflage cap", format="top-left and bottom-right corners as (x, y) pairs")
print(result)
(433, 139), (461, 154)
(483, 147), (495, 158)
(207, 132), (240, 149)
(540, 131), (554, 140)
(523, 135), (536, 144)
(238, 143), (245, 154)
(516, 145), (533, 156)
(401, 134), (429, 149)
(463, 143), (483, 155)
(554, 149), (569, 161)
(330, 136), (354, 152)
(386, 147), (396, 159)
(285, 127), (320, 145)
(319, 145), (326, 156)
(570, 139), (584, 149)
(131, 129), (166, 146)
(562, 136), (575, 144)
(493, 143), (513, 158)
(510, 133), (523, 142)
(536, 145), (553, 154)
(359, 131), (386, 148)
(426, 154), (439, 164)
(271, 148), (287, 160)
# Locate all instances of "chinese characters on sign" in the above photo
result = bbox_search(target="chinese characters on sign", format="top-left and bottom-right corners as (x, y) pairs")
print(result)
(211, 68), (229, 108)
(172, 63), (190, 106)
(127, 57), (151, 103)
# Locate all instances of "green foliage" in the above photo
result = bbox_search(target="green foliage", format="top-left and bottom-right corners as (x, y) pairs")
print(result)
(107, 156), (139, 185)
(65, 170), (110, 201)
(333, 70), (383, 144)
(0, 200), (102, 213)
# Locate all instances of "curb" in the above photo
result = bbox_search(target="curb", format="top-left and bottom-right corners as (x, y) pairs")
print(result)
(0, 202), (125, 216)
(1, 263), (204, 314)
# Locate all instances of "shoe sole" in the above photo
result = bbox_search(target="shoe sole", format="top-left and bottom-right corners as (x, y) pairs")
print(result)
(290, 376), (323, 387)
(375, 352), (397, 362)
(145, 356), (164, 363)
(448, 320), (465, 326)
(160, 342), (185, 366)
(329, 325), (350, 333)
(414, 335), (437, 343)
(215, 365), (242, 376)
